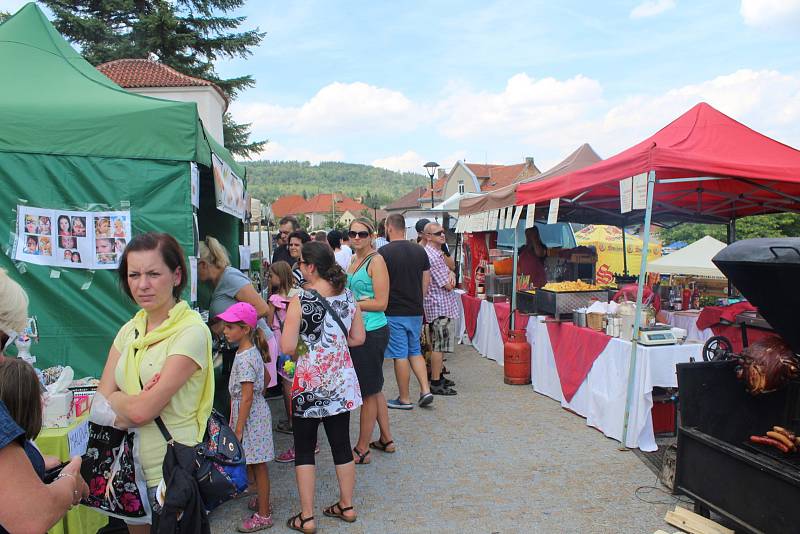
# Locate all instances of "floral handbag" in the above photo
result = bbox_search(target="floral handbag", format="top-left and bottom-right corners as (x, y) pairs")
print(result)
(81, 422), (152, 524)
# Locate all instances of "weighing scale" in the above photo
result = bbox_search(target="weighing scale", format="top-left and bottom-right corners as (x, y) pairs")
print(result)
(638, 324), (678, 346)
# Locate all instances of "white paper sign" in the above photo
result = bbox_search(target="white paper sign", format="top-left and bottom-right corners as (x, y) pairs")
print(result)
(189, 256), (198, 302)
(511, 206), (523, 229)
(212, 153), (246, 221)
(239, 245), (251, 270)
(190, 162), (200, 209)
(68, 419), (89, 457)
(620, 177), (633, 213)
(632, 173), (648, 210)
(525, 204), (536, 229)
(547, 198), (560, 224)
(15, 206), (131, 270)
(504, 206), (514, 229)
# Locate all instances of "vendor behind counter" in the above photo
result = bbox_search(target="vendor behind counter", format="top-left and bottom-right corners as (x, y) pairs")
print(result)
(517, 226), (547, 288)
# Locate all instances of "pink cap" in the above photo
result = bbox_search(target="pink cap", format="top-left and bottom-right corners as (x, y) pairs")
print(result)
(217, 302), (258, 328)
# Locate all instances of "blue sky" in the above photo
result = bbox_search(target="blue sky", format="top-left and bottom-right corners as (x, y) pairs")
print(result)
(8, 0), (800, 173)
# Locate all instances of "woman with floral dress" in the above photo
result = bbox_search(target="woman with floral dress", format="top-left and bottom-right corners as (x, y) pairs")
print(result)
(280, 241), (366, 533)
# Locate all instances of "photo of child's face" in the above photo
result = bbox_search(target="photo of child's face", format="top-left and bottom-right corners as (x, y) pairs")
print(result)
(25, 216), (37, 234)
(96, 238), (114, 254)
(39, 237), (52, 256)
(72, 217), (86, 237)
(38, 217), (51, 234)
(97, 253), (116, 265)
(25, 235), (38, 253)
(64, 249), (73, 260)
(59, 236), (76, 249)
(71, 252), (82, 263)
(58, 215), (71, 234)
(115, 238), (126, 254)
(95, 217), (111, 237)
(113, 218), (126, 237)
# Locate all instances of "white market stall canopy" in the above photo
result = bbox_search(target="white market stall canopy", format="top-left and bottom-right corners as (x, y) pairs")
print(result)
(647, 235), (726, 278)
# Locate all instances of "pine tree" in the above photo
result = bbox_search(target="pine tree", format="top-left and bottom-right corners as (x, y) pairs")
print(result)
(41, 0), (266, 157)
(0, 11), (10, 22)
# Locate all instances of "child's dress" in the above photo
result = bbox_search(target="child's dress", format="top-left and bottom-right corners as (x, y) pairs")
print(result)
(229, 346), (274, 463)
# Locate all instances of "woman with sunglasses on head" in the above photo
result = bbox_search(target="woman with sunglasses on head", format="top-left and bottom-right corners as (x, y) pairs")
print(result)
(281, 241), (366, 533)
(345, 218), (395, 464)
(0, 268), (90, 534)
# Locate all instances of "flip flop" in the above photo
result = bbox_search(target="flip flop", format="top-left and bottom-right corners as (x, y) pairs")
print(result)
(369, 439), (396, 453)
(353, 446), (371, 464)
(323, 502), (357, 523)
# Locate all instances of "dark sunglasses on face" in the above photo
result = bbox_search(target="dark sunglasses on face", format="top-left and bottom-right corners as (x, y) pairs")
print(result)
(348, 230), (369, 239)
(428, 230), (445, 237)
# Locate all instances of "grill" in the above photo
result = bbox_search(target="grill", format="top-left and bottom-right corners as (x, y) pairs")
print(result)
(675, 238), (800, 534)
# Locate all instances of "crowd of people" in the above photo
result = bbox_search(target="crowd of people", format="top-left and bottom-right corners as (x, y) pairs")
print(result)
(0, 211), (461, 534)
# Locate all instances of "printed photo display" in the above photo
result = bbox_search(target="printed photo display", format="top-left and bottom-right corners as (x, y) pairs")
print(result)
(15, 206), (131, 269)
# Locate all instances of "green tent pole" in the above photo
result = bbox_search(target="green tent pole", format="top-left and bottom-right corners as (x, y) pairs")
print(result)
(620, 170), (656, 450)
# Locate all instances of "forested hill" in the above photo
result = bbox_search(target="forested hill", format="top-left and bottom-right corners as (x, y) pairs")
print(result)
(244, 161), (429, 205)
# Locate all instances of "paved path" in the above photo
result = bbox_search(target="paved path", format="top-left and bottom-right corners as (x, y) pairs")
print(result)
(211, 345), (675, 533)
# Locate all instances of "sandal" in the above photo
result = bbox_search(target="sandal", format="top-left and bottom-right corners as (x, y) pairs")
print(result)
(369, 439), (396, 453)
(275, 420), (293, 435)
(287, 512), (316, 534)
(353, 446), (371, 464)
(323, 502), (357, 523)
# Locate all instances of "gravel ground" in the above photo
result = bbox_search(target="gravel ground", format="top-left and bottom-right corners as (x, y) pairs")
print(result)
(210, 344), (677, 534)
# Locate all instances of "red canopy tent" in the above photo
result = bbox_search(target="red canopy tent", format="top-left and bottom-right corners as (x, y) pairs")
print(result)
(515, 103), (800, 226)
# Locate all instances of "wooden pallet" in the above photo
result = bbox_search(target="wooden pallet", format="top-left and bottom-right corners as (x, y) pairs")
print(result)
(663, 506), (734, 534)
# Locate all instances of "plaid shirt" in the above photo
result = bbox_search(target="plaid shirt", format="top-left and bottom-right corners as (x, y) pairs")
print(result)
(423, 243), (459, 322)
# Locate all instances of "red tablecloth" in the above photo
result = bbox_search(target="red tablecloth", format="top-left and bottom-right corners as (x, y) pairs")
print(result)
(461, 293), (482, 340)
(697, 303), (775, 352)
(493, 301), (530, 343)
(546, 322), (611, 402)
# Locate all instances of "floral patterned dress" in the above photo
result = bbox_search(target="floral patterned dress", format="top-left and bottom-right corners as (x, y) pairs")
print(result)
(291, 288), (362, 418)
(229, 346), (274, 464)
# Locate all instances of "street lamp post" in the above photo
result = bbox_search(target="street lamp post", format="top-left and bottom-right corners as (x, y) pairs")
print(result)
(423, 161), (439, 211)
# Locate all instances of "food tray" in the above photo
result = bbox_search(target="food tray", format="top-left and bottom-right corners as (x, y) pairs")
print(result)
(536, 289), (608, 317)
(516, 291), (537, 314)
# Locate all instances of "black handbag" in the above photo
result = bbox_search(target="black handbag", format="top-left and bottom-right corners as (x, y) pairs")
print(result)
(153, 410), (248, 513)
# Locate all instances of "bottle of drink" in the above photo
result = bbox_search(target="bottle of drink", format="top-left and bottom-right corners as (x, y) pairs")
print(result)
(668, 287), (676, 311)
(691, 284), (700, 309)
(682, 285), (691, 310)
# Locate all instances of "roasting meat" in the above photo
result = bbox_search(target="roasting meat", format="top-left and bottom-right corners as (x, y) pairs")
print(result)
(736, 337), (799, 395)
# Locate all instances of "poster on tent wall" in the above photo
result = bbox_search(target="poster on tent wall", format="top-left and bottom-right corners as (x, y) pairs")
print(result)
(212, 153), (246, 221)
(15, 205), (131, 270)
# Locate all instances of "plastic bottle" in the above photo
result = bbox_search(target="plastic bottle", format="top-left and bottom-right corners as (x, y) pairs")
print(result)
(691, 284), (700, 309)
(682, 285), (691, 310)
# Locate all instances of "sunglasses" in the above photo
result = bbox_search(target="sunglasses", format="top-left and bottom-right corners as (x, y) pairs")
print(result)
(348, 230), (370, 239)
(428, 230), (445, 237)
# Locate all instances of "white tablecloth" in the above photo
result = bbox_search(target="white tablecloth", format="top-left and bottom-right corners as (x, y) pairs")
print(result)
(455, 289), (467, 344)
(469, 299), (505, 365)
(663, 310), (714, 343)
(526, 316), (702, 451)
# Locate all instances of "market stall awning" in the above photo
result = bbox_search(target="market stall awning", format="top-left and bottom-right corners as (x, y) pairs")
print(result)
(459, 143), (601, 216)
(0, 3), (245, 177)
(647, 235), (726, 278)
(514, 103), (800, 225)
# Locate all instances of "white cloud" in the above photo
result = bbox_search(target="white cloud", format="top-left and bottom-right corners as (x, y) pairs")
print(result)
(233, 81), (420, 136)
(250, 142), (345, 165)
(371, 150), (425, 173)
(740, 0), (800, 31)
(629, 0), (676, 19)
(437, 73), (604, 140)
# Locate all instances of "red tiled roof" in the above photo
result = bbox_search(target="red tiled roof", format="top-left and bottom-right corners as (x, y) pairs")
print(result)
(385, 186), (426, 210)
(465, 162), (540, 191)
(297, 194), (370, 215)
(271, 195), (306, 218)
(97, 59), (228, 107)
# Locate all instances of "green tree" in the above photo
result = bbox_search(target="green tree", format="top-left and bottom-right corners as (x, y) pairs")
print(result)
(295, 213), (310, 231)
(41, 0), (266, 157)
(659, 213), (800, 244)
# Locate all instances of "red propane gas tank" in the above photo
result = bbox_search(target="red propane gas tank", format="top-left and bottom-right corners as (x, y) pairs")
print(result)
(504, 329), (531, 385)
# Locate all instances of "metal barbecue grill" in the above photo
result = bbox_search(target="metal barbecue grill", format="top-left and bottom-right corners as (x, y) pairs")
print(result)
(675, 238), (800, 534)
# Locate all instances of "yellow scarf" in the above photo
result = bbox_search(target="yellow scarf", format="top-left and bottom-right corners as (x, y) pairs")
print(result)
(122, 300), (214, 442)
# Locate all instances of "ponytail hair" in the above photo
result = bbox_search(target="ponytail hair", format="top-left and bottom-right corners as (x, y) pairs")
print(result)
(301, 241), (347, 293)
(254, 327), (271, 364)
(198, 236), (231, 269)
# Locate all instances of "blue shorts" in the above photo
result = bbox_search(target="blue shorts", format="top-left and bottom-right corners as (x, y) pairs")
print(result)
(385, 316), (423, 359)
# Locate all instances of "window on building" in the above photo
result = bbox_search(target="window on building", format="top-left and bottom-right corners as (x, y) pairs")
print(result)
(458, 180), (465, 194)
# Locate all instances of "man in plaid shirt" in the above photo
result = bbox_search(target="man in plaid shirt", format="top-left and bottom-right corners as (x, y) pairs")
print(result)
(423, 222), (459, 395)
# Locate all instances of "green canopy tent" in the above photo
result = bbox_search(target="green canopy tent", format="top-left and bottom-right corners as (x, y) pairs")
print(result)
(0, 3), (246, 377)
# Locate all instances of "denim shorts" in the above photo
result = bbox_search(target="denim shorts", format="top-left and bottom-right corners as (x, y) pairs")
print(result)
(385, 316), (423, 359)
